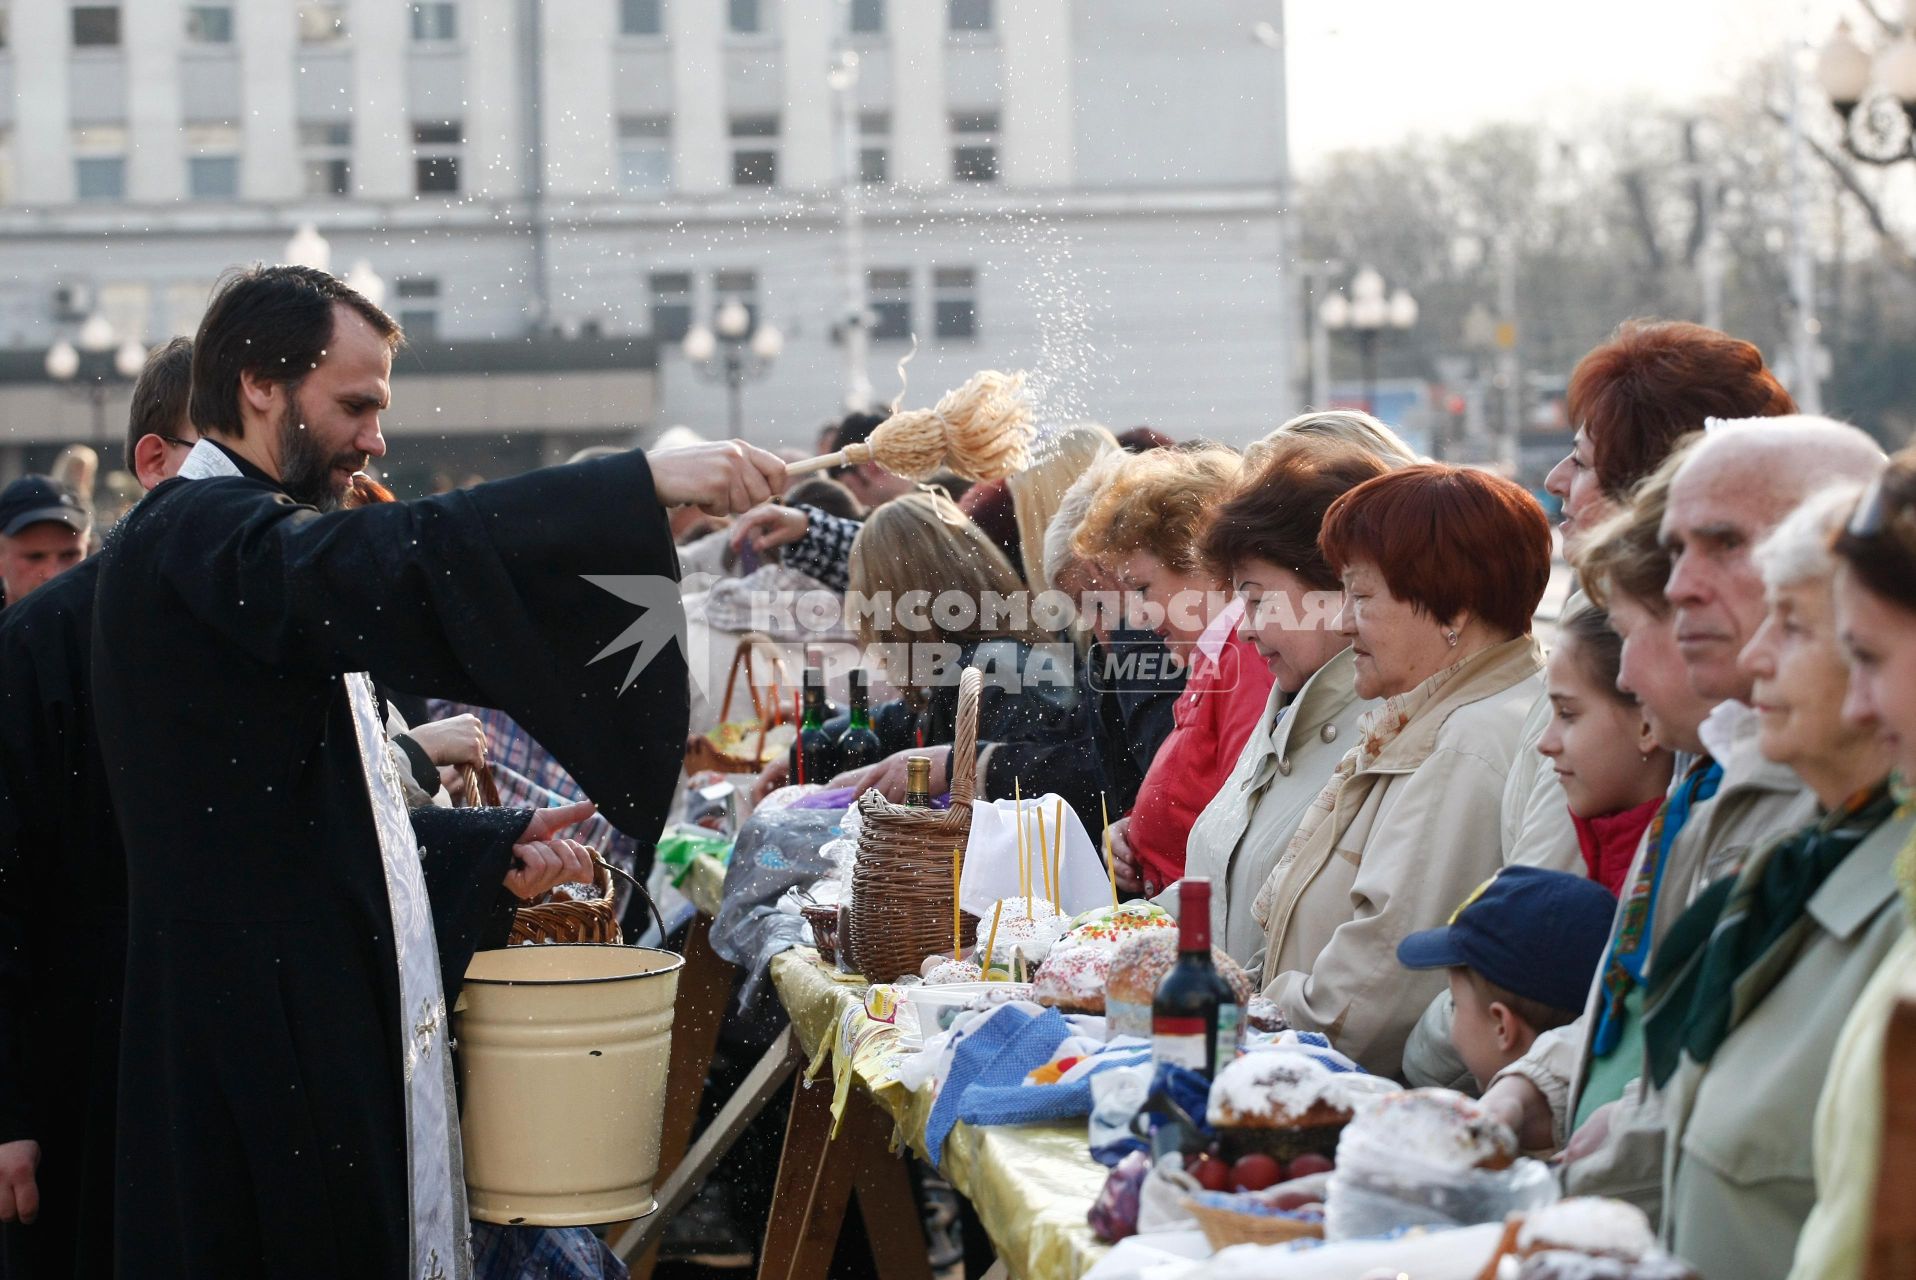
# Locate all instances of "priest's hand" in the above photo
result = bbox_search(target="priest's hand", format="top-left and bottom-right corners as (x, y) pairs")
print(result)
(0, 1139), (38, 1225)
(507, 801), (599, 900)
(650, 441), (789, 517)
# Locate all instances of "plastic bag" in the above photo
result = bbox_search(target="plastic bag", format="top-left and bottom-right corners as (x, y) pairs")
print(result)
(1323, 1152), (1559, 1241)
(1087, 1150), (1150, 1243)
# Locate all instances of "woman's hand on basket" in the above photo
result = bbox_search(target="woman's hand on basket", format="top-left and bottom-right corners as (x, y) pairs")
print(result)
(406, 713), (488, 769)
(1105, 815), (1145, 896)
(829, 745), (951, 803)
(729, 503), (809, 556)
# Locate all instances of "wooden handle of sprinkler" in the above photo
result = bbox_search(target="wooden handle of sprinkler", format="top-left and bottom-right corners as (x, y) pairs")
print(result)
(783, 452), (846, 477)
(784, 441), (875, 477)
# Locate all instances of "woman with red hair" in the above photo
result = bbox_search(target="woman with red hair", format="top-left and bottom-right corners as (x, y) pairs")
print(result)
(1545, 319), (1794, 554)
(1256, 464), (1554, 1078)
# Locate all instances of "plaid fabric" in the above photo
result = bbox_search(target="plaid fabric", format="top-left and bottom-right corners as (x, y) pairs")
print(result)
(784, 504), (860, 593)
(471, 1224), (629, 1280)
(424, 700), (639, 871)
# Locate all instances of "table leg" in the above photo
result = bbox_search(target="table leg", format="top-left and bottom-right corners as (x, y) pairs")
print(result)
(757, 1075), (921, 1280)
(853, 1138), (935, 1280)
(627, 912), (737, 1280)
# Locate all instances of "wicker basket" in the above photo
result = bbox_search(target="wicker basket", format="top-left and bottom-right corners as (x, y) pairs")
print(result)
(845, 668), (983, 982)
(459, 763), (625, 945)
(1183, 1197), (1325, 1250)
(683, 632), (792, 775)
(800, 903), (842, 966)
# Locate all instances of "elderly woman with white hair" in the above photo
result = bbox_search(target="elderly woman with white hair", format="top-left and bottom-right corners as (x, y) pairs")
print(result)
(1642, 482), (1912, 1280)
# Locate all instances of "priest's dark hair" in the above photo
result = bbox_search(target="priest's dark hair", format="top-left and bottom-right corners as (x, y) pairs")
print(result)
(190, 263), (402, 440)
(124, 337), (194, 471)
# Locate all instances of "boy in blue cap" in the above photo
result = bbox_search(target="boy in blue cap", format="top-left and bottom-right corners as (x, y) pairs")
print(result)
(1397, 866), (1616, 1102)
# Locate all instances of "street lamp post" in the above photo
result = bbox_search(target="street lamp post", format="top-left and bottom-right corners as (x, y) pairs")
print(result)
(1319, 266), (1417, 416)
(45, 314), (149, 451)
(681, 298), (783, 437)
(1814, 4), (1916, 165)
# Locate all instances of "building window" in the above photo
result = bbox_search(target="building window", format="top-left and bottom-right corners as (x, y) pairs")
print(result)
(410, 2), (456, 42)
(648, 271), (692, 341)
(72, 5), (120, 47)
(297, 4), (347, 43)
(188, 155), (238, 199)
(951, 111), (998, 182)
(300, 122), (351, 195)
(0, 132), (13, 204)
(729, 115), (777, 187)
(867, 269), (911, 342)
(858, 111), (889, 185)
(0, 8), (10, 50)
(185, 4), (234, 43)
(712, 269), (758, 330)
(413, 121), (462, 194)
(850, 0), (883, 34)
(75, 156), (123, 200)
(621, 0), (662, 36)
(395, 277), (439, 340)
(948, 0), (991, 32)
(618, 116), (671, 192)
(933, 267), (976, 339)
(165, 282), (212, 338)
(727, 0), (760, 34)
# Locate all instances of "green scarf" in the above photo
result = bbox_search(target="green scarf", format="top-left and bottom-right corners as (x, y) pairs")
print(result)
(1644, 780), (1897, 1088)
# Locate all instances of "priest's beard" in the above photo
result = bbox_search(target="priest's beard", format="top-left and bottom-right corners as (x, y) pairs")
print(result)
(277, 393), (365, 513)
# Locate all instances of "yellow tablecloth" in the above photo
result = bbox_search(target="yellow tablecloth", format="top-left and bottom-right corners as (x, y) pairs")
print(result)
(770, 950), (1110, 1280)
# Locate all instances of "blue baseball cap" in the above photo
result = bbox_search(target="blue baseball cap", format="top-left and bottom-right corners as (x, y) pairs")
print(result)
(1397, 865), (1618, 1014)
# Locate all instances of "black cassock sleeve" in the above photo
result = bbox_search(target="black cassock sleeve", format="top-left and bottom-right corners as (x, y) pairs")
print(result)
(408, 806), (529, 1003)
(143, 449), (688, 876)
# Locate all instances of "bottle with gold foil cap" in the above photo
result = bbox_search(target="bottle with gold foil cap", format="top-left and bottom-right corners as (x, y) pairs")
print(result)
(904, 755), (933, 807)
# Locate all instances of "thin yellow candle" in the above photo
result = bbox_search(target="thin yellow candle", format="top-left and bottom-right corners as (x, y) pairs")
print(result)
(1053, 798), (1066, 911)
(952, 845), (962, 961)
(1014, 777), (1028, 903)
(1100, 792), (1119, 910)
(1035, 807), (1050, 903)
(982, 899), (1005, 981)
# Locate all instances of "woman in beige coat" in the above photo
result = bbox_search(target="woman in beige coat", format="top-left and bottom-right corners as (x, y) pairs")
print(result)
(1182, 427), (1408, 969)
(1257, 464), (1553, 1078)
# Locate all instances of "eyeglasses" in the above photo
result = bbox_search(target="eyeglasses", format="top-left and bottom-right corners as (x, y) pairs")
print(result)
(159, 434), (197, 451)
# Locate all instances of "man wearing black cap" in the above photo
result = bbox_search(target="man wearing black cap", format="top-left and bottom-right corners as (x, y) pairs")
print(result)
(0, 478), (89, 609)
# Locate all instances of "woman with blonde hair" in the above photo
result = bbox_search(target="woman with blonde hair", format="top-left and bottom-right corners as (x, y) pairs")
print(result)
(1245, 408), (1418, 471)
(1074, 445), (1276, 894)
(789, 494), (1078, 803)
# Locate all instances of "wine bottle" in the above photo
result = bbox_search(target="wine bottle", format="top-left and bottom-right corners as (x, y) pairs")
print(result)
(903, 755), (933, 807)
(834, 668), (885, 772)
(1151, 879), (1241, 1078)
(789, 665), (837, 786)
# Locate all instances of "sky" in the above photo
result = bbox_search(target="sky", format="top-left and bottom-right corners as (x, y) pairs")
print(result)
(1284, 0), (1854, 168)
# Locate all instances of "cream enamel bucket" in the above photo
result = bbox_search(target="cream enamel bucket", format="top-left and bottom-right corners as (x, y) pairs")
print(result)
(455, 943), (684, 1226)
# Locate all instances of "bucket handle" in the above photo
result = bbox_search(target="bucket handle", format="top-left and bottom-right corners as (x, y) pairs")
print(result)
(600, 854), (670, 950)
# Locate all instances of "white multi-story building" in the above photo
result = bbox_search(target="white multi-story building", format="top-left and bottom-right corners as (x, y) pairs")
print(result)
(0, 0), (1295, 490)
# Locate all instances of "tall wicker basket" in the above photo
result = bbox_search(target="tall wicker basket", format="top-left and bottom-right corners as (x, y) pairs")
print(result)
(846, 667), (983, 981)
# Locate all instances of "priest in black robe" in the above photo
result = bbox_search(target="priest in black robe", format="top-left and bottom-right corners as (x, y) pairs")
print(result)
(89, 264), (784, 1280)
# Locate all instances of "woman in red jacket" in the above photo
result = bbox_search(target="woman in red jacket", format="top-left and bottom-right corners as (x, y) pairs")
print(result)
(1071, 446), (1275, 894)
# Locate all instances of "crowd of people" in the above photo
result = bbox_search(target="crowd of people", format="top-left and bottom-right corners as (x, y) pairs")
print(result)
(3, 267), (1915, 1280)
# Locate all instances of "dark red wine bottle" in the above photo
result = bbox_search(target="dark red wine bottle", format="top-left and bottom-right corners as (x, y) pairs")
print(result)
(789, 665), (837, 785)
(834, 668), (884, 772)
(1151, 879), (1241, 1078)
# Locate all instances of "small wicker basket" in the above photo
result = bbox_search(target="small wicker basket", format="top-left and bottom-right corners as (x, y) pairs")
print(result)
(683, 632), (792, 775)
(800, 903), (842, 966)
(845, 668), (983, 982)
(1183, 1196), (1325, 1250)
